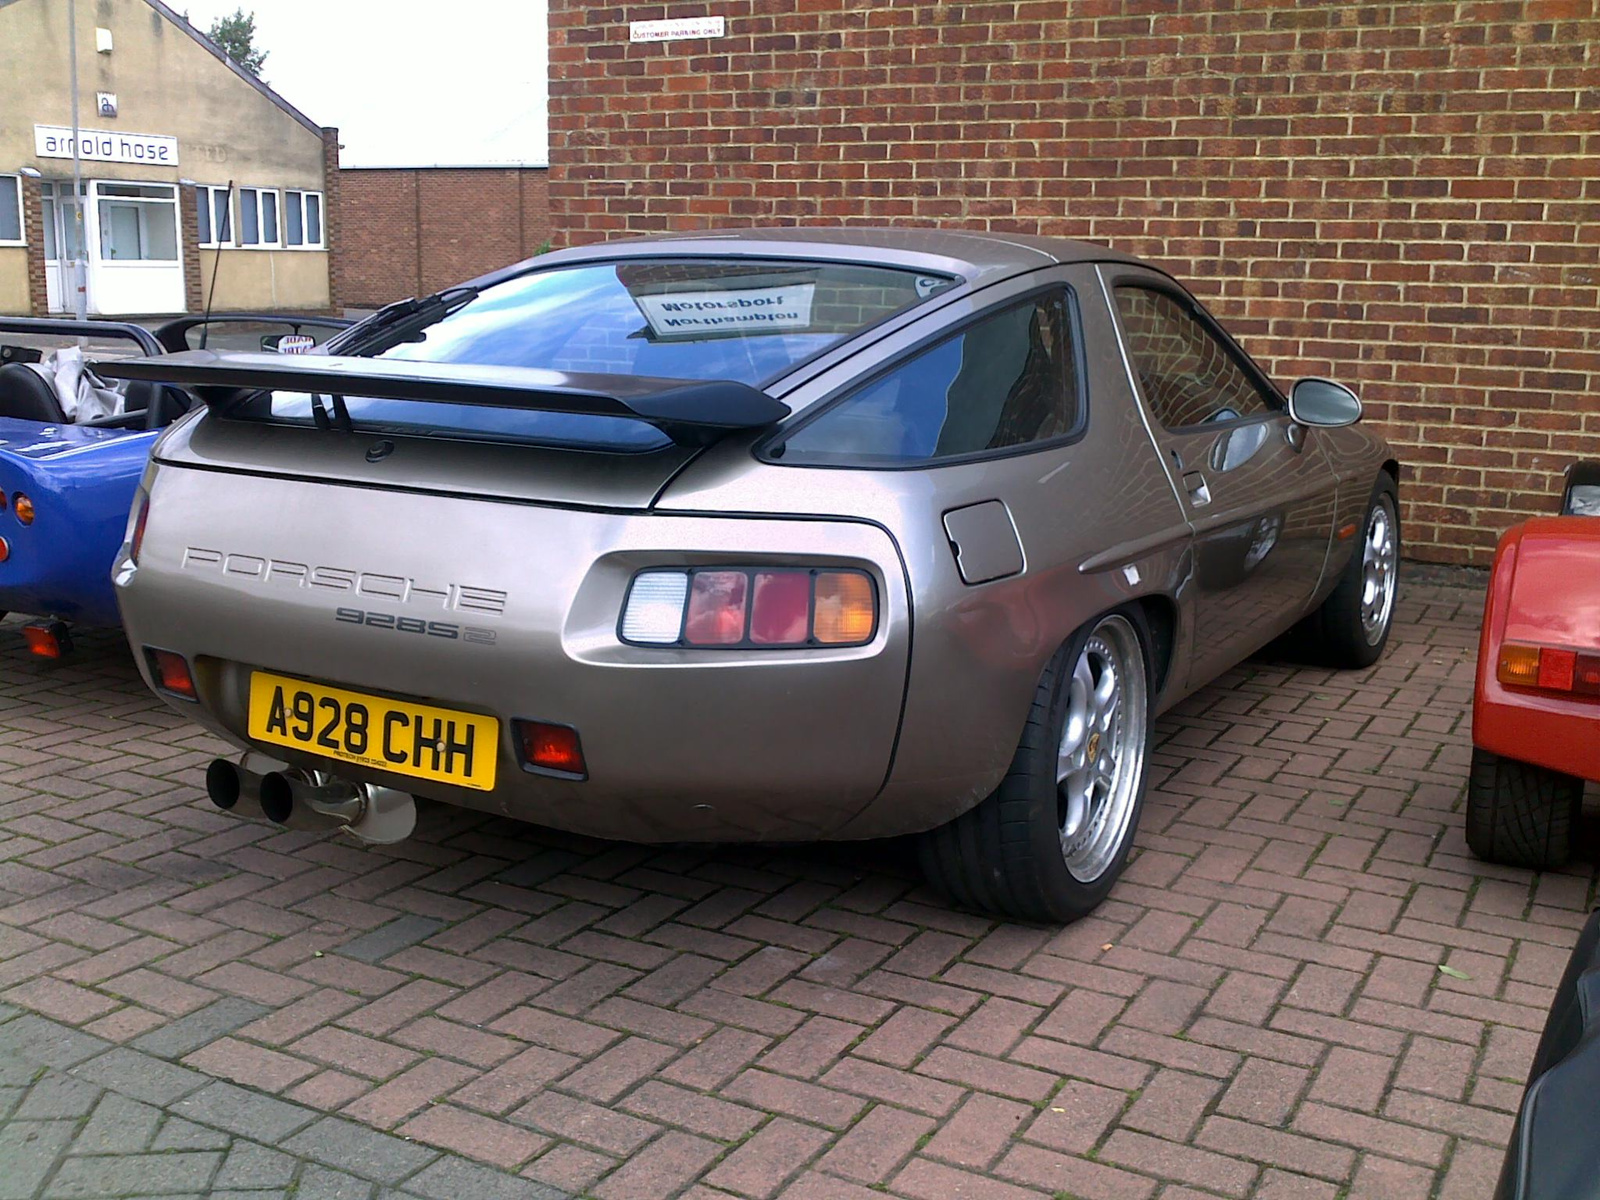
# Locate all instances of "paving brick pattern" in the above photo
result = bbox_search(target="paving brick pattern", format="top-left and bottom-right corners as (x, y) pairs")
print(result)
(0, 570), (1592, 1199)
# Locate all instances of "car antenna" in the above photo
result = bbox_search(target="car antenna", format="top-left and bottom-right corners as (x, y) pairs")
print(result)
(198, 179), (232, 350)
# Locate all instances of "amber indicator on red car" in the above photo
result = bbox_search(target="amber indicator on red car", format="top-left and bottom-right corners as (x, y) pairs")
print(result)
(1497, 643), (1600, 697)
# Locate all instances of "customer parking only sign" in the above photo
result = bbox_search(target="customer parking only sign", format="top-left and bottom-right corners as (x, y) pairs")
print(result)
(636, 284), (816, 339)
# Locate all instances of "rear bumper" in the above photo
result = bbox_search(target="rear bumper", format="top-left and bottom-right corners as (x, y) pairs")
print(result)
(1474, 686), (1600, 783)
(117, 467), (918, 842)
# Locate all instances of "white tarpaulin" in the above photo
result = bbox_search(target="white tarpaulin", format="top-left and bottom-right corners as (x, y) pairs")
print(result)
(636, 284), (816, 340)
(27, 347), (125, 423)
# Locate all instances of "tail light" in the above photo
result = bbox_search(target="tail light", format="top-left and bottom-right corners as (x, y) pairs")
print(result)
(620, 567), (877, 649)
(144, 647), (198, 700)
(1497, 643), (1600, 697)
(129, 492), (151, 564)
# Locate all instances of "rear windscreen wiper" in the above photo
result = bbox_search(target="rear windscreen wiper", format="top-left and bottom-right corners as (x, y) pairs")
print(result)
(331, 286), (479, 357)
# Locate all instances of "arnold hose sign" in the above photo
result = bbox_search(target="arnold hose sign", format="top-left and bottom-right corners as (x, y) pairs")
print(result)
(35, 125), (179, 166)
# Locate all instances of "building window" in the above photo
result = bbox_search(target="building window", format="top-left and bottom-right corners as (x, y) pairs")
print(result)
(284, 189), (324, 248)
(237, 187), (282, 248)
(196, 184), (232, 247)
(0, 175), (23, 246)
(96, 182), (179, 262)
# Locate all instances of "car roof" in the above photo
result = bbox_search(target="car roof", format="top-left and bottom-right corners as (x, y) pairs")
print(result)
(499, 226), (1150, 290)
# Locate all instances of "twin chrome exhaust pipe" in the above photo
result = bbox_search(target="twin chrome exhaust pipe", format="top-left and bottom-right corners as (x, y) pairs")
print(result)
(205, 753), (417, 844)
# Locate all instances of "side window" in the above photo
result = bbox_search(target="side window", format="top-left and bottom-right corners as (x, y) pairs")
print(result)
(778, 290), (1081, 465)
(1113, 287), (1278, 429)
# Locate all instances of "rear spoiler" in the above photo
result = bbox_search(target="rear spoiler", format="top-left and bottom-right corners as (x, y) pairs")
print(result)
(95, 350), (791, 447)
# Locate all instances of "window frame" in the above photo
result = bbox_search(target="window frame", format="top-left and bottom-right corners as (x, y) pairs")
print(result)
(196, 184), (233, 248)
(1107, 277), (1287, 434)
(758, 282), (1091, 471)
(234, 186), (282, 248)
(283, 189), (325, 249)
(0, 174), (24, 247)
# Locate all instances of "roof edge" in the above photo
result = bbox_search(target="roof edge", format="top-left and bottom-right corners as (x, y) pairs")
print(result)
(141, 0), (323, 136)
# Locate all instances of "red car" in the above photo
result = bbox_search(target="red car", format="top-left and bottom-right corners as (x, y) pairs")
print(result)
(1468, 463), (1600, 869)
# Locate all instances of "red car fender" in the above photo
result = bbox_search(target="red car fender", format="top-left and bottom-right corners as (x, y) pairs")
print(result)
(1473, 517), (1600, 784)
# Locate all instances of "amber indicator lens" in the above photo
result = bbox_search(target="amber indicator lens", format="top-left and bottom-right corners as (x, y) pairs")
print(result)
(1496, 644), (1540, 686)
(813, 572), (877, 645)
(515, 720), (586, 777)
(12, 493), (33, 525)
(144, 648), (197, 700)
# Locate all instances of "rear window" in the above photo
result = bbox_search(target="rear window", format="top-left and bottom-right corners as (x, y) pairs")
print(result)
(259, 259), (957, 452)
(386, 259), (954, 384)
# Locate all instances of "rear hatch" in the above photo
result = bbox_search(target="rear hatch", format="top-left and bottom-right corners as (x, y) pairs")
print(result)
(107, 361), (911, 840)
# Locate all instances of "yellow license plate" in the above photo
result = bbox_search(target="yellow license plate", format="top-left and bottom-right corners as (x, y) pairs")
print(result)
(248, 671), (498, 791)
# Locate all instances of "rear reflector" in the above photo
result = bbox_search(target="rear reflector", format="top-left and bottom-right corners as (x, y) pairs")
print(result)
(144, 647), (197, 700)
(515, 719), (586, 777)
(23, 622), (71, 658)
(1498, 642), (1600, 697)
(620, 567), (877, 649)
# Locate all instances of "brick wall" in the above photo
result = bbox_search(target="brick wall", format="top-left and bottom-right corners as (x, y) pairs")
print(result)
(20, 175), (46, 316)
(338, 168), (552, 309)
(548, 0), (1600, 564)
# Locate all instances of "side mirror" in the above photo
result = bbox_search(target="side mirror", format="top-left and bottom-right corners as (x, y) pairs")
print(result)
(259, 333), (284, 351)
(1563, 461), (1600, 517)
(1288, 377), (1362, 428)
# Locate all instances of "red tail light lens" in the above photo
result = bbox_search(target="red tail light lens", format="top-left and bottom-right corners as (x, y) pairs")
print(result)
(515, 720), (586, 778)
(144, 647), (197, 700)
(130, 493), (151, 564)
(1498, 642), (1600, 698)
(684, 571), (749, 645)
(750, 571), (811, 645)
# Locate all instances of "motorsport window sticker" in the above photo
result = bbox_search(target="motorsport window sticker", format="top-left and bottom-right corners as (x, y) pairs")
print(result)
(634, 283), (817, 339)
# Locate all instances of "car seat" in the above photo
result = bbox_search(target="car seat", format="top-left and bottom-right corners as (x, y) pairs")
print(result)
(0, 363), (67, 423)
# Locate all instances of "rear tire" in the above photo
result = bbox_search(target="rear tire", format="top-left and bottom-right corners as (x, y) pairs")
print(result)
(917, 608), (1154, 924)
(1465, 747), (1583, 870)
(1314, 476), (1400, 669)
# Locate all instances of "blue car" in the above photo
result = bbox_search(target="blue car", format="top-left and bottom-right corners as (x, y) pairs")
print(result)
(0, 314), (349, 648)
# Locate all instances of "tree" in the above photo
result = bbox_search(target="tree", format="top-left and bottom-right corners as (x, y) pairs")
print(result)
(207, 8), (267, 78)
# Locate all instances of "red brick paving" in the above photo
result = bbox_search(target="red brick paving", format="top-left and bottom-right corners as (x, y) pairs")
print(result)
(0, 571), (1592, 1198)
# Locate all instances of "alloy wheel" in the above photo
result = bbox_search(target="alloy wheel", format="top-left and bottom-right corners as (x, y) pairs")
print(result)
(1056, 614), (1148, 883)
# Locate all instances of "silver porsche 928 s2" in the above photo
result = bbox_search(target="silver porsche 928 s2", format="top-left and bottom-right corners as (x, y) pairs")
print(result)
(104, 229), (1399, 923)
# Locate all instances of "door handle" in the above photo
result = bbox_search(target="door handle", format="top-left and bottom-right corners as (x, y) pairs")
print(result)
(1286, 423), (1306, 452)
(1182, 471), (1211, 507)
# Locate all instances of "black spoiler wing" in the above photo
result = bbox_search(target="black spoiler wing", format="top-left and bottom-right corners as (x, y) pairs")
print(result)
(95, 350), (790, 447)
